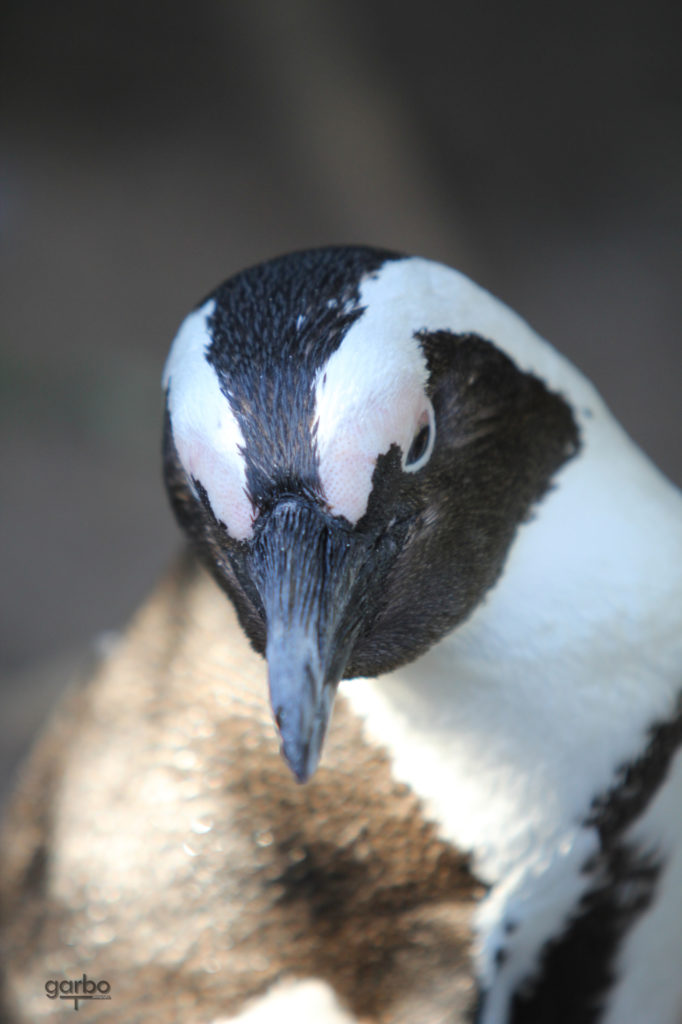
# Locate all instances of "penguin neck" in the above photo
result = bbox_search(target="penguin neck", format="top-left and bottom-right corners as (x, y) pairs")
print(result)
(343, 411), (682, 886)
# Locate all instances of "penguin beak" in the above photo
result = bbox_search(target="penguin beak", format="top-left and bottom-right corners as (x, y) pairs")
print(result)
(250, 497), (369, 783)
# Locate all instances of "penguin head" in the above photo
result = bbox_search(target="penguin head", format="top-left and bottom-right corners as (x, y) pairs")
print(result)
(163, 246), (579, 782)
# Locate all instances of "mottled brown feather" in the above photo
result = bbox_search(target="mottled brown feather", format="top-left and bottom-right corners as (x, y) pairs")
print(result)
(0, 555), (482, 1023)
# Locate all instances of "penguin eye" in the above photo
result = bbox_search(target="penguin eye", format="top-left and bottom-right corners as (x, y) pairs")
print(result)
(407, 424), (429, 465)
(403, 403), (436, 473)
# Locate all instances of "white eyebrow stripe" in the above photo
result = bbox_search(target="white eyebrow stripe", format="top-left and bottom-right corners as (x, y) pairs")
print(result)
(313, 255), (604, 523)
(359, 257), (599, 408)
(313, 268), (431, 523)
(163, 299), (255, 541)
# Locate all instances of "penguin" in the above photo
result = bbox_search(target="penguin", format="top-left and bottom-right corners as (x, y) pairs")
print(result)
(1, 246), (681, 1024)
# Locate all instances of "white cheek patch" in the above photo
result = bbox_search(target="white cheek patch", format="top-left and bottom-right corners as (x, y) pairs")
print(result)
(314, 274), (432, 523)
(163, 300), (255, 541)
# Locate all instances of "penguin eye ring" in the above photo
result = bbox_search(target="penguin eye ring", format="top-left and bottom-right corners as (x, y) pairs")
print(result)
(403, 401), (436, 473)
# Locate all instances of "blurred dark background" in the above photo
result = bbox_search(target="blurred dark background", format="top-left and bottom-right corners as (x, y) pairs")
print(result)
(1, 0), (680, 795)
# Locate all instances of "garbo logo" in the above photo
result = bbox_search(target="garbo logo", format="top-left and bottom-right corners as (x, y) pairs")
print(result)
(45, 974), (111, 1011)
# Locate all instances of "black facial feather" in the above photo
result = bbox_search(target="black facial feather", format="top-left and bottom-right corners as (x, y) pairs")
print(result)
(347, 330), (580, 676)
(205, 245), (400, 512)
